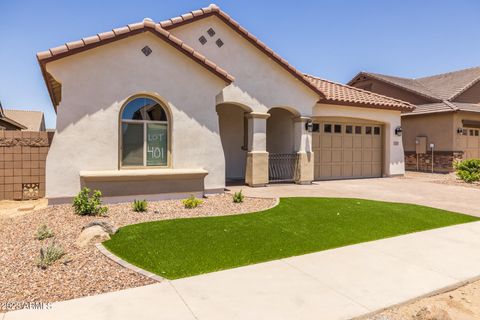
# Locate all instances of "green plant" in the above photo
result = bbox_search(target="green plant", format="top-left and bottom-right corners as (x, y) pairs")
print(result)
(73, 187), (108, 216)
(35, 224), (54, 240)
(132, 199), (148, 212)
(454, 159), (480, 183)
(232, 190), (244, 203)
(36, 242), (65, 269)
(182, 194), (203, 209)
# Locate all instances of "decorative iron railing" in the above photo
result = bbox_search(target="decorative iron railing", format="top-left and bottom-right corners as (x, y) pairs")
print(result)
(268, 153), (299, 182)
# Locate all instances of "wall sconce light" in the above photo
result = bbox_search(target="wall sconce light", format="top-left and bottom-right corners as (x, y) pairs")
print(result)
(394, 126), (402, 136)
(457, 128), (464, 134)
(305, 120), (313, 132)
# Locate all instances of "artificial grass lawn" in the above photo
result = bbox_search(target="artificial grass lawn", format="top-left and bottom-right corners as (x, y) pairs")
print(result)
(103, 198), (478, 279)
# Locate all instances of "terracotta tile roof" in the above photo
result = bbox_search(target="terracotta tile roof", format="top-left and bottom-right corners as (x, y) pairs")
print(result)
(37, 17), (235, 108)
(3, 109), (45, 131)
(349, 66), (480, 102)
(304, 74), (415, 111)
(161, 4), (325, 98)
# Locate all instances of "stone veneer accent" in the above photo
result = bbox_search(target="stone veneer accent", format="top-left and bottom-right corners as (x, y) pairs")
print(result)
(0, 131), (52, 200)
(405, 151), (464, 173)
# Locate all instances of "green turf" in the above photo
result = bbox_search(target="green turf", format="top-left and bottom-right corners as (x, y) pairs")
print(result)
(103, 198), (478, 279)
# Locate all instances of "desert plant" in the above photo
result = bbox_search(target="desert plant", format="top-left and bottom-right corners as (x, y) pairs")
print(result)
(454, 159), (480, 183)
(35, 224), (54, 240)
(72, 187), (108, 216)
(232, 190), (244, 203)
(182, 194), (203, 209)
(132, 199), (148, 212)
(36, 242), (65, 269)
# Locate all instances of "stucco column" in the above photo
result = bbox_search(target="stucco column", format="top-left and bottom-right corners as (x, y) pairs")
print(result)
(245, 112), (270, 187)
(293, 117), (314, 184)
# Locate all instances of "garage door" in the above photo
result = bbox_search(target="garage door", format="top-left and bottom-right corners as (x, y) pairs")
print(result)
(312, 120), (383, 180)
(463, 128), (480, 159)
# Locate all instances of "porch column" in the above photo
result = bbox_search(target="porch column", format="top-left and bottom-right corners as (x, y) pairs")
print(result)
(245, 112), (270, 187)
(294, 117), (314, 184)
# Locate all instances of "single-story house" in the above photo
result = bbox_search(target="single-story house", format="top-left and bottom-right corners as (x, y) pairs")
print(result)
(0, 102), (26, 130)
(348, 66), (480, 172)
(38, 4), (413, 204)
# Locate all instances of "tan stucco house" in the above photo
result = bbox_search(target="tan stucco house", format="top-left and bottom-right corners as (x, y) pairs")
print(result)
(38, 4), (413, 204)
(349, 66), (480, 172)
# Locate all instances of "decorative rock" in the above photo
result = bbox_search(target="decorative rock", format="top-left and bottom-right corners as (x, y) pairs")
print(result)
(76, 225), (110, 248)
(81, 221), (118, 235)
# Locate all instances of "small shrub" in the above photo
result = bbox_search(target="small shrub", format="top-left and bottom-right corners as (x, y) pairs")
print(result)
(132, 199), (148, 212)
(232, 190), (244, 203)
(182, 194), (203, 209)
(36, 242), (65, 269)
(454, 159), (480, 183)
(73, 187), (108, 216)
(35, 225), (54, 240)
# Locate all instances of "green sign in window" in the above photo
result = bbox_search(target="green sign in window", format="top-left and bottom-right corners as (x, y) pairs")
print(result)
(147, 123), (168, 166)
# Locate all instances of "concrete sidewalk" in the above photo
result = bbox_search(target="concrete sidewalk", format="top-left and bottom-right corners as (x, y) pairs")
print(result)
(6, 221), (480, 320)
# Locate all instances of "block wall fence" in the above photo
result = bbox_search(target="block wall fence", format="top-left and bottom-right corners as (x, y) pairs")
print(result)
(0, 131), (53, 200)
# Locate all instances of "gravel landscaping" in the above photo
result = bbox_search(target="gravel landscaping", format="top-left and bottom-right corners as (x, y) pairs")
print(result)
(0, 194), (276, 310)
(403, 171), (480, 189)
(364, 279), (480, 320)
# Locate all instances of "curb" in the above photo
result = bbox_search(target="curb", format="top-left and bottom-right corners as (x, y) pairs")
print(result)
(95, 243), (164, 282)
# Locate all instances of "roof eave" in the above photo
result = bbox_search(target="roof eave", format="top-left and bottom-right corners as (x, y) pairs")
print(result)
(318, 98), (415, 112)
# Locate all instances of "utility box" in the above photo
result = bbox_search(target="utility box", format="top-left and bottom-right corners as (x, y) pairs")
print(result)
(415, 136), (427, 154)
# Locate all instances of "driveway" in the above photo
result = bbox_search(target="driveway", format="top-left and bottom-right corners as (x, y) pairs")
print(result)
(229, 176), (480, 216)
(5, 221), (480, 320)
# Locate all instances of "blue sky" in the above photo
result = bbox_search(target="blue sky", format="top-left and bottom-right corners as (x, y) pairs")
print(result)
(1, 0), (479, 128)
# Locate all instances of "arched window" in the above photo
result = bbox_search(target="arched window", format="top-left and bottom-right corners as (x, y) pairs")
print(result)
(120, 96), (169, 167)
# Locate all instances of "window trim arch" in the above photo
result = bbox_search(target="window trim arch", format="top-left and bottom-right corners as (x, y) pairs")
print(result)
(118, 93), (172, 169)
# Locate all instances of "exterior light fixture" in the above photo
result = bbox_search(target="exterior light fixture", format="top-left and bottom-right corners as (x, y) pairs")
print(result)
(457, 128), (464, 134)
(394, 126), (402, 136)
(305, 120), (313, 132)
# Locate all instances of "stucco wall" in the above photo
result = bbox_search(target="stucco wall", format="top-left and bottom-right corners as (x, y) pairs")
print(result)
(267, 108), (295, 154)
(352, 79), (432, 105)
(217, 104), (246, 180)
(401, 112), (455, 152)
(45, 32), (229, 199)
(169, 16), (319, 116)
(313, 103), (405, 176)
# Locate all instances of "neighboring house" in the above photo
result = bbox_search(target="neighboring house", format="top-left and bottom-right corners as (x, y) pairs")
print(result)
(348, 66), (480, 172)
(3, 109), (46, 131)
(0, 102), (27, 130)
(37, 4), (413, 204)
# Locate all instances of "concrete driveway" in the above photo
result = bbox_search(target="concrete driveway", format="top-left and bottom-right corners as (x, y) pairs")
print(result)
(229, 176), (480, 216)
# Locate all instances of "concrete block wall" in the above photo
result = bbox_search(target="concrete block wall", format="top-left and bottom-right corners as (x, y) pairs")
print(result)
(0, 131), (50, 200)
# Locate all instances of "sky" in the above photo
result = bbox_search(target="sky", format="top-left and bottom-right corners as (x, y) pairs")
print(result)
(1, 0), (480, 129)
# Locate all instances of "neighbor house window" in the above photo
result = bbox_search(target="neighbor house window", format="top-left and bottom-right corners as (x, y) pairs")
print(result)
(121, 97), (169, 167)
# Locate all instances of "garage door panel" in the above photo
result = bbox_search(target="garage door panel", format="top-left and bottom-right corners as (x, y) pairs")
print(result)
(343, 150), (353, 162)
(363, 136), (372, 148)
(343, 165), (353, 177)
(353, 136), (362, 148)
(373, 136), (382, 148)
(332, 136), (342, 148)
(321, 150), (332, 163)
(331, 165), (342, 177)
(321, 136), (332, 148)
(343, 136), (353, 148)
(313, 121), (383, 180)
(362, 150), (372, 162)
(332, 150), (342, 163)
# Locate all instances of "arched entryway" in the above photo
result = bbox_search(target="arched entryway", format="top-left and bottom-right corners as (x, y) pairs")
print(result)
(216, 103), (251, 184)
(267, 107), (299, 182)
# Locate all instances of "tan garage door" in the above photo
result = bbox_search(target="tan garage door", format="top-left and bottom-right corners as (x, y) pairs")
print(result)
(313, 121), (383, 180)
(464, 128), (480, 159)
